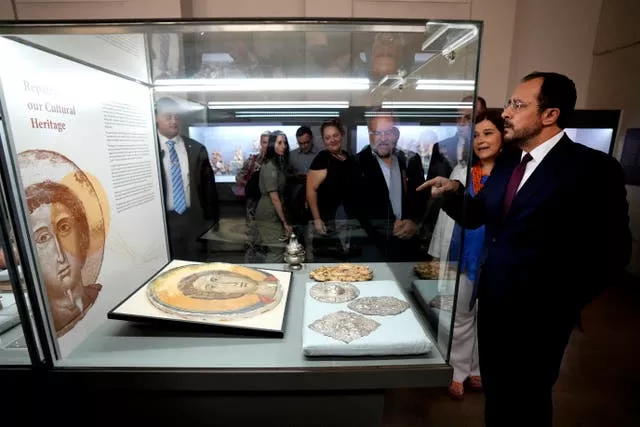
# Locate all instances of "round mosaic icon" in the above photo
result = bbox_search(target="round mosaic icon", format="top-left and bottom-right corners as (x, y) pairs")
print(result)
(146, 262), (282, 321)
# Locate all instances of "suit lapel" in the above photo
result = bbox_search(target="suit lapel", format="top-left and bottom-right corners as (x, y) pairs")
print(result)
(364, 146), (389, 196)
(397, 150), (408, 210)
(482, 148), (520, 220)
(507, 137), (572, 218)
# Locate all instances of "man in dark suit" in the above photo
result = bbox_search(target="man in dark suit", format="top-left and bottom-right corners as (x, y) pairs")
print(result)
(419, 72), (631, 426)
(357, 114), (428, 261)
(156, 97), (219, 261)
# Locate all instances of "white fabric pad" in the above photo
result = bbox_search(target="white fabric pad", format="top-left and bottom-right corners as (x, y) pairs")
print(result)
(303, 280), (433, 357)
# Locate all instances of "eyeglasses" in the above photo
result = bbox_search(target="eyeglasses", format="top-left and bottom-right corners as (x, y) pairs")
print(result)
(368, 129), (396, 138)
(503, 99), (533, 111)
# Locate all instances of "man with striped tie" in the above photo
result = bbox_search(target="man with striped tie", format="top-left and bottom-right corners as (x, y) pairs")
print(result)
(155, 97), (219, 261)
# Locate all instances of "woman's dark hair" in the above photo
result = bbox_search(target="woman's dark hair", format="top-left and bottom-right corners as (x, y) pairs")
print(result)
(320, 118), (345, 138)
(475, 109), (505, 132)
(263, 130), (290, 169)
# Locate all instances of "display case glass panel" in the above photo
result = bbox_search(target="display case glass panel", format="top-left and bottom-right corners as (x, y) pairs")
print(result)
(0, 19), (482, 369)
(0, 123), (45, 365)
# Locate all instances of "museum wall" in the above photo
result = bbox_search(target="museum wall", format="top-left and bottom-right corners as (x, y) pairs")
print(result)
(12, 0), (183, 19)
(587, 0), (640, 277)
(0, 0), (14, 19)
(506, 0), (602, 109)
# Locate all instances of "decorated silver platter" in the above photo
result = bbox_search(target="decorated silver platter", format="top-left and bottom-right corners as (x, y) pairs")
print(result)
(309, 282), (360, 304)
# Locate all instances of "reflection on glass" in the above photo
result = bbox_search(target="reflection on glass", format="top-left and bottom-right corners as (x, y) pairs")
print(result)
(155, 97), (220, 262)
(431, 111), (505, 394)
(0, 161), (31, 364)
(146, 23), (484, 366)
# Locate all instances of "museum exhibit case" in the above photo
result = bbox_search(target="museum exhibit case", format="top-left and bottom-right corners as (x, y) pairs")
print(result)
(0, 18), (485, 426)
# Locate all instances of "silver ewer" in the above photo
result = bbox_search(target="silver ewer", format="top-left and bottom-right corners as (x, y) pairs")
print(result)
(284, 233), (305, 270)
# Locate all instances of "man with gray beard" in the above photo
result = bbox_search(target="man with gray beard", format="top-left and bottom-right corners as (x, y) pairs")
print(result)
(356, 114), (427, 261)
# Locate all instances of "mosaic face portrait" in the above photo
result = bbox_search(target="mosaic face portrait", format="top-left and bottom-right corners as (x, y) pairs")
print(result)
(26, 181), (90, 299)
(18, 149), (107, 336)
(179, 270), (261, 300)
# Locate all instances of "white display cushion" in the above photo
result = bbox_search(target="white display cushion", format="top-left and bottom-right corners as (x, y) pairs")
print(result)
(303, 280), (433, 357)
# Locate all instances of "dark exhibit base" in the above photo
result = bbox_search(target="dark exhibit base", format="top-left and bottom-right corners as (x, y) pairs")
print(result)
(41, 390), (385, 427)
(3, 365), (450, 427)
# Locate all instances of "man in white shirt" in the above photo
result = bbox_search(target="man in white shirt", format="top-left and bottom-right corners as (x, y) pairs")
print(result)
(288, 126), (318, 242)
(155, 97), (219, 261)
(419, 72), (630, 426)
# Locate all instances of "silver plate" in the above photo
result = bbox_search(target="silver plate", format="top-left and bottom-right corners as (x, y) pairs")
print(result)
(308, 310), (380, 344)
(347, 296), (410, 316)
(309, 282), (360, 303)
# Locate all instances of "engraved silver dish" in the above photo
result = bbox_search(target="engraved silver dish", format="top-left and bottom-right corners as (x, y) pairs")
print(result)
(310, 282), (359, 303)
(347, 296), (410, 316)
(308, 310), (380, 344)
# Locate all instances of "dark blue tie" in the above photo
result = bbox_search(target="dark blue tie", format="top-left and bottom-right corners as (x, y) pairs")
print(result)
(167, 140), (186, 215)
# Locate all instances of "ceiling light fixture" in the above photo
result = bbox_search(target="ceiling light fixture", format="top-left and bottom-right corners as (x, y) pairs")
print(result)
(154, 78), (370, 92)
(414, 79), (475, 91)
(382, 101), (473, 109)
(235, 111), (340, 118)
(209, 101), (349, 109)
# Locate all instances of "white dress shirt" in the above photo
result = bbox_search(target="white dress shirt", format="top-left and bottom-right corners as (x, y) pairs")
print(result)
(518, 130), (564, 191)
(159, 133), (191, 210)
(375, 154), (403, 219)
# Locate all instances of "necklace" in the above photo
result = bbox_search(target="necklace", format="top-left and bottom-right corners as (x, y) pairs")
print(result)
(331, 151), (346, 161)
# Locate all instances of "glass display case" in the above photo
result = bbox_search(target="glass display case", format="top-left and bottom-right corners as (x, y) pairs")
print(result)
(0, 18), (484, 425)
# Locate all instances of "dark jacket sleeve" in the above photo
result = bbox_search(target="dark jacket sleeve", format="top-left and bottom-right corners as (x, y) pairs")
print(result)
(403, 153), (428, 224)
(195, 144), (219, 224)
(602, 156), (632, 274)
(579, 153), (631, 305)
(427, 142), (453, 181)
(441, 183), (487, 230)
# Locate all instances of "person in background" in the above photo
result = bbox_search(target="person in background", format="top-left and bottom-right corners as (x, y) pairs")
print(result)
(254, 131), (291, 262)
(423, 96), (487, 244)
(289, 126), (317, 177)
(306, 118), (359, 260)
(288, 126), (317, 244)
(156, 97), (219, 262)
(357, 114), (427, 261)
(236, 131), (270, 262)
(418, 72), (631, 426)
(446, 110), (504, 399)
(428, 96), (487, 181)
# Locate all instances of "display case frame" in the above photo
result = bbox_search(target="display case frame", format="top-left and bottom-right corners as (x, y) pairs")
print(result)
(0, 18), (486, 426)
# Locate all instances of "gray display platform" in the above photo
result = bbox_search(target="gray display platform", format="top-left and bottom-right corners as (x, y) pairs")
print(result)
(62, 263), (446, 372)
(43, 263), (453, 427)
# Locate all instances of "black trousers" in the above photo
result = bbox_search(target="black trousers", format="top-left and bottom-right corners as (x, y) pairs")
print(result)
(166, 208), (209, 262)
(477, 300), (575, 427)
